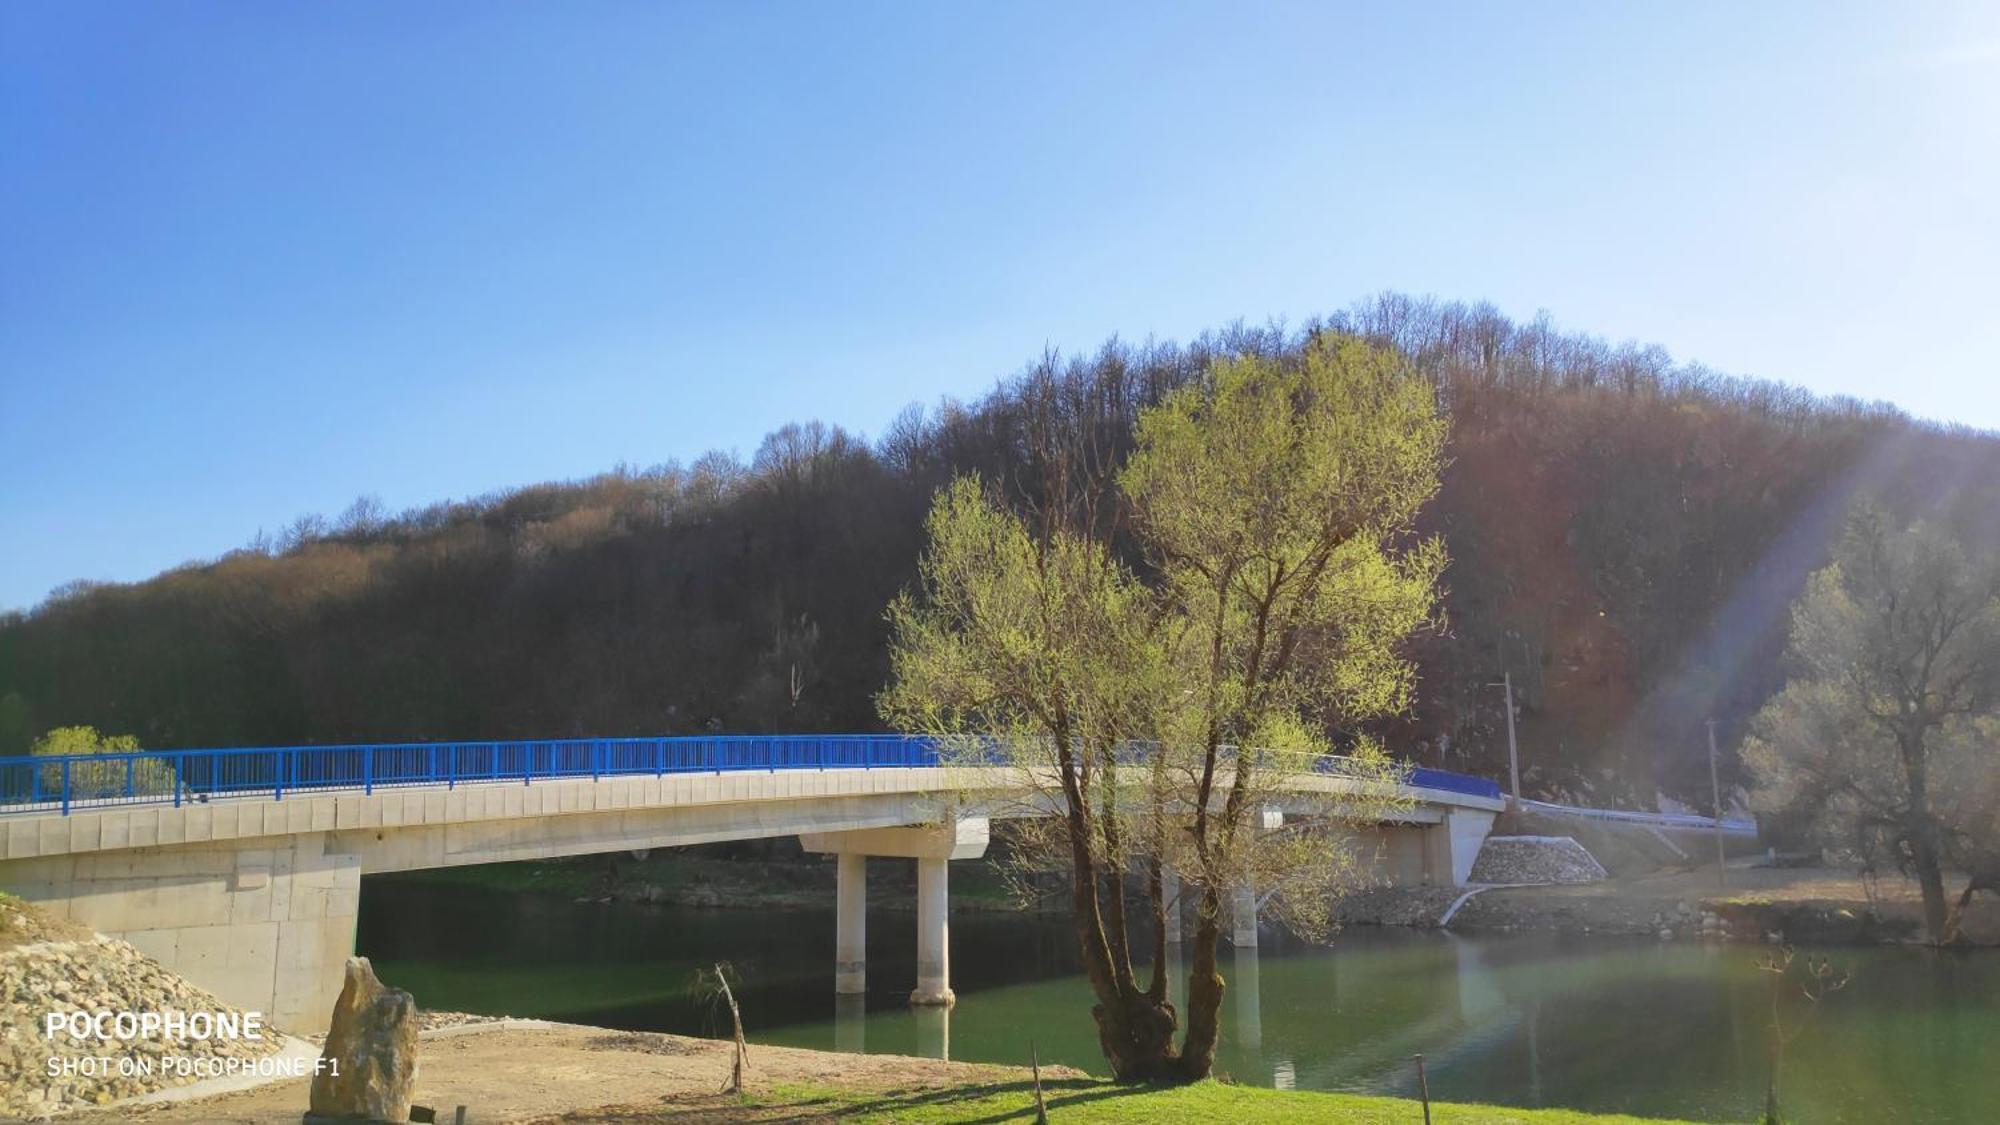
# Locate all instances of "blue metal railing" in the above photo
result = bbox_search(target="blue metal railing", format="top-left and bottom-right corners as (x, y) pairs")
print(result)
(0, 735), (941, 815)
(0, 735), (1504, 816)
(1407, 766), (1506, 802)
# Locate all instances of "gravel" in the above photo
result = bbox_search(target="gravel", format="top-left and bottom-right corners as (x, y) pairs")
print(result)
(414, 1009), (508, 1034)
(0, 908), (287, 1119)
(1468, 835), (1610, 885)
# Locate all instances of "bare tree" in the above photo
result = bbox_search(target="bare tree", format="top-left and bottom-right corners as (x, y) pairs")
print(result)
(1756, 947), (1849, 1125)
(1744, 511), (2000, 943)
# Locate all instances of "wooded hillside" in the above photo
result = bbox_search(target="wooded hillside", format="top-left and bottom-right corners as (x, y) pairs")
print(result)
(5, 295), (1995, 806)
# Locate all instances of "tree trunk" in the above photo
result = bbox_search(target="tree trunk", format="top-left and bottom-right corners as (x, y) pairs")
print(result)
(1056, 746), (1180, 1081)
(1914, 843), (1949, 945)
(1904, 832), (1952, 936)
(1174, 885), (1227, 1080)
(1940, 880), (1981, 947)
(1091, 990), (1181, 1082)
(1901, 744), (1950, 945)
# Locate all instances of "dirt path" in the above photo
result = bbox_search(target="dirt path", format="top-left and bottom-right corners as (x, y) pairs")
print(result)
(55, 1024), (1072, 1125)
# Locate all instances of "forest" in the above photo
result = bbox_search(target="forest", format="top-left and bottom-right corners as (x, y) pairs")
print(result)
(4, 294), (1996, 808)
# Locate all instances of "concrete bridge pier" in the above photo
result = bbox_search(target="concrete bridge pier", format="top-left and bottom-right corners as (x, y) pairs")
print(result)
(800, 815), (988, 1008)
(834, 853), (867, 994)
(1229, 806), (1284, 948)
(913, 857), (952, 1005)
(1231, 881), (1259, 948)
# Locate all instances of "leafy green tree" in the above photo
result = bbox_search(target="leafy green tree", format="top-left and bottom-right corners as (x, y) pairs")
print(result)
(30, 725), (139, 756)
(882, 336), (1444, 1081)
(1744, 512), (2000, 943)
(18, 725), (148, 804)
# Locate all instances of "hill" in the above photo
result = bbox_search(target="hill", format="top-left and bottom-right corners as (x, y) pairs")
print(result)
(4, 294), (1996, 806)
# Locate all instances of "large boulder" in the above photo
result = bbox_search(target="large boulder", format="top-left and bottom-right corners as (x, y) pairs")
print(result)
(306, 957), (417, 1125)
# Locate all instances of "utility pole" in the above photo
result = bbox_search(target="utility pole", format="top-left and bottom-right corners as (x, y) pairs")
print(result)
(1706, 718), (1726, 887)
(1488, 672), (1522, 810)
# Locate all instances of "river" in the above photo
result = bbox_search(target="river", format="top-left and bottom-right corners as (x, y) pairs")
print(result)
(358, 878), (1997, 1124)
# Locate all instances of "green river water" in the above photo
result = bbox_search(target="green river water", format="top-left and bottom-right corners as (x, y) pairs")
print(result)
(358, 878), (1997, 1124)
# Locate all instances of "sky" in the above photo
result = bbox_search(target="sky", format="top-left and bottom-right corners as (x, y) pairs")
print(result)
(3, 2), (1998, 613)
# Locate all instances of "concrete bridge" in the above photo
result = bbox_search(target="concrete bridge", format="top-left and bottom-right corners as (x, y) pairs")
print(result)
(0, 736), (1502, 1033)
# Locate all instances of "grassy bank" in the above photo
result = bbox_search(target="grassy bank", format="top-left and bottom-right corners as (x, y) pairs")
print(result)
(745, 1078), (1708, 1124)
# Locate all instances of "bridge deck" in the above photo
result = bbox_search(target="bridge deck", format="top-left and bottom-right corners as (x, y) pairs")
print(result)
(0, 734), (1503, 819)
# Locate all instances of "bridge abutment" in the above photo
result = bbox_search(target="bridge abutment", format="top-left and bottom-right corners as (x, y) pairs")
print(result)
(0, 831), (357, 1033)
(1426, 808), (1497, 887)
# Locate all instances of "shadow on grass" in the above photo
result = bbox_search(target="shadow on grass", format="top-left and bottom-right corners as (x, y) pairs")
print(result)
(822, 1078), (1142, 1123)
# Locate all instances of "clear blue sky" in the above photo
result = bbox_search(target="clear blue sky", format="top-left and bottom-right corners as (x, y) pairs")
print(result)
(4, 2), (1997, 612)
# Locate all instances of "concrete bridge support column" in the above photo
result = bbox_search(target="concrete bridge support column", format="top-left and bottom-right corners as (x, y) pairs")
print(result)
(1231, 880), (1258, 948)
(1229, 805), (1279, 948)
(912, 857), (953, 1006)
(800, 815), (987, 1009)
(834, 853), (866, 995)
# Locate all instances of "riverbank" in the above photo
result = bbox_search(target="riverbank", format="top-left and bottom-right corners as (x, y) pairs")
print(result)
(397, 845), (1999, 949)
(63, 1022), (1707, 1124)
(1338, 862), (2000, 947)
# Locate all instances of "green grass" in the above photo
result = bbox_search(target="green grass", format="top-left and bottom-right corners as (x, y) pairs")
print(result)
(749, 1079), (1711, 1124)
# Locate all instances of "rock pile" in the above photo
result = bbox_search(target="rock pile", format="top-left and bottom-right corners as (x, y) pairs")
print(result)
(1651, 900), (1758, 942)
(1468, 835), (1609, 885)
(0, 897), (286, 1120)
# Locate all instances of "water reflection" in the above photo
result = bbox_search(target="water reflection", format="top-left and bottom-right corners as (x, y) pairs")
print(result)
(833, 993), (866, 1055)
(914, 1004), (950, 1061)
(1232, 946), (1262, 1055)
(362, 880), (2000, 1125)
(1448, 934), (1503, 1023)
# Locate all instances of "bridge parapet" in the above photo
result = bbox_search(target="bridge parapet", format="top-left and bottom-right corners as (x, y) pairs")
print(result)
(1, 735), (1504, 818)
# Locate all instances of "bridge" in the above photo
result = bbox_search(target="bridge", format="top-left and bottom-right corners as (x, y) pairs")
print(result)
(0, 736), (1504, 1033)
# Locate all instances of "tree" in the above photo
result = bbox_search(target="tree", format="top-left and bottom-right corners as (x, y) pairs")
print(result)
(30, 725), (140, 756)
(1743, 512), (2000, 944)
(881, 335), (1445, 1081)
(1934, 716), (2000, 943)
(20, 725), (148, 804)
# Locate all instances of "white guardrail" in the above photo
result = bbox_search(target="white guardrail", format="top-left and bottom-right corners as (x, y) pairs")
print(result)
(1518, 797), (1758, 835)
